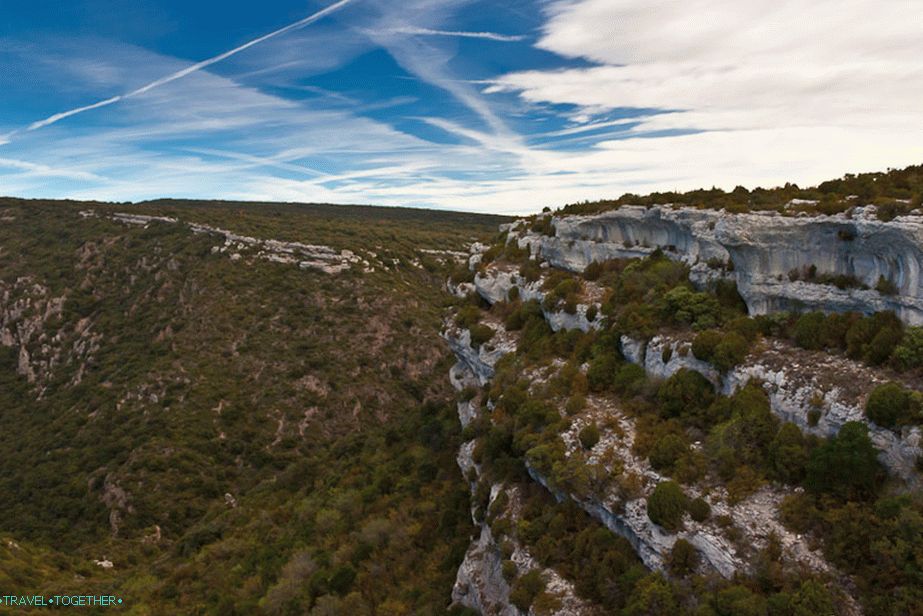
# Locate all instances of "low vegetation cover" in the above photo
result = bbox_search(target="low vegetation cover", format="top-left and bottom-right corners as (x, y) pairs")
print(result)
(557, 164), (923, 218)
(0, 198), (505, 613)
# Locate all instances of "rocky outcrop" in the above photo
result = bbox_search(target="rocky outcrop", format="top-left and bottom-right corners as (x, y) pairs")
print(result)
(620, 334), (923, 488)
(0, 277), (100, 391)
(514, 205), (923, 324)
(472, 267), (604, 333)
(442, 322), (517, 385)
(529, 400), (837, 581)
(83, 210), (370, 274)
(453, 524), (523, 616)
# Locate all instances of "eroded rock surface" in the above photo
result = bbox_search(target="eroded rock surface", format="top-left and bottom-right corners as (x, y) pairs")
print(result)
(513, 205), (923, 324)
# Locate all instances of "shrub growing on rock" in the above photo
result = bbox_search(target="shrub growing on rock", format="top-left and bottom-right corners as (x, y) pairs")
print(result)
(648, 434), (689, 474)
(468, 323), (495, 349)
(612, 363), (648, 397)
(658, 369), (716, 421)
(692, 330), (722, 362)
(712, 331), (750, 372)
(587, 349), (620, 392)
(647, 481), (687, 532)
(865, 382), (916, 429)
(687, 497), (711, 522)
(793, 312), (827, 350)
(769, 422), (809, 483)
(893, 326), (923, 370)
(579, 423), (601, 450)
(510, 569), (546, 611)
(666, 538), (699, 576)
(806, 421), (882, 500)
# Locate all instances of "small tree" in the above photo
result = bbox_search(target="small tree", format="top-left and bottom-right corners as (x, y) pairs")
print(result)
(649, 434), (689, 474)
(647, 481), (687, 532)
(893, 326), (923, 370)
(658, 369), (715, 420)
(806, 421), (882, 500)
(666, 538), (699, 576)
(579, 423), (601, 450)
(510, 570), (545, 611)
(865, 381), (912, 429)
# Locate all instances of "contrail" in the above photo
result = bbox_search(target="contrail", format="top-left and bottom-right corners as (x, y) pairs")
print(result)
(23, 0), (354, 133)
(381, 27), (525, 42)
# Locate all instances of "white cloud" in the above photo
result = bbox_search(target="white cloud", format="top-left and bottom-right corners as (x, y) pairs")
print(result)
(4, 1), (923, 216)
(486, 0), (923, 193)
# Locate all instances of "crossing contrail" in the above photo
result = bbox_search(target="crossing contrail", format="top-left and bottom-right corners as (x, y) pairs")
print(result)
(19, 0), (354, 134)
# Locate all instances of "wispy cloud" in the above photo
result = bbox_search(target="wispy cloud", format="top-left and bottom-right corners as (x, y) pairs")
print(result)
(376, 26), (525, 42)
(17, 0), (355, 136)
(0, 157), (104, 182)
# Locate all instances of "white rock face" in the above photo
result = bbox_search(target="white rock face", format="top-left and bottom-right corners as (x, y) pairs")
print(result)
(452, 525), (523, 616)
(97, 211), (367, 274)
(621, 335), (923, 488)
(473, 267), (603, 332)
(442, 323), (517, 385)
(514, 205), (923, 324)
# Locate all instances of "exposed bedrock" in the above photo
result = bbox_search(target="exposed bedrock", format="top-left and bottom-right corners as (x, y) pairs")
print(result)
(514, 205), (923, 324)
(621, 335), (923, 489)
(472, 268), (603, 333)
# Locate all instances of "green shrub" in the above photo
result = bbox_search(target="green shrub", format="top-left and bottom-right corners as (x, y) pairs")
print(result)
(658, 369), (715, 420)
(793, 312), (827, 350)
(876, 276), (899, 296)
(806, 422), (882, 500)
(587, 350), (620, 392)
(501, 560), (517, 582)
(510, 569), (545, 611)
(585, 304), (598, 322)
(579, 423), (601, 450)
(893, 326), (923, 370)
(692, 330), (722, 362)
(663, 286), (721, 330)
(565, 395), (587, 416)
(648, 434), (689, 474)
(647, 481), (687, 532)
(769, 423), (809, 483)
(666, 538), (699, 576)
(865, 382), (914, 429)
(612, 363), (647, 397)
(712, 331), (750, 372)
(687, 497), (711, 522)
(468, 324), (495, 349)
(707, 383), (779, 474)
(455, 304), (481, 329)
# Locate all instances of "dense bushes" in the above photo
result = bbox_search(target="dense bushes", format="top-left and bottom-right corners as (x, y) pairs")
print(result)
(789, 310), (909, 368)
(510, 569), (545, 610)
(658, 369), (715, 421)
(806, 422), (882, 500)
(691, 329), (751, 372)
(892, 326), (923, 370)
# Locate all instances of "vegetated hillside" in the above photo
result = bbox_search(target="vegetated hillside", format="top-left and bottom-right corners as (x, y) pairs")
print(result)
(0, 197), (507, 615)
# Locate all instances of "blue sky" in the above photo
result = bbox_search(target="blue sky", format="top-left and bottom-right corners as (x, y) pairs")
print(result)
(2, 0), (922, 214)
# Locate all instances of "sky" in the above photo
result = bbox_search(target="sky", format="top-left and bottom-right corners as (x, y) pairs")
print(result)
(1, 0), (922, 215)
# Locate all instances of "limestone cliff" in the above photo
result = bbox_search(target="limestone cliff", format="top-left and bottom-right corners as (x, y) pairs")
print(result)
(512, 205), (923, 324)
